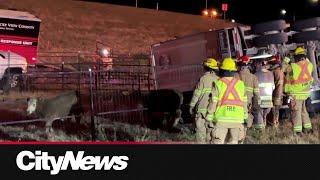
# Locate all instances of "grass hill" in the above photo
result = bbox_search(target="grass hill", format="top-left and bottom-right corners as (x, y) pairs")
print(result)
(0, 0), (236, 54)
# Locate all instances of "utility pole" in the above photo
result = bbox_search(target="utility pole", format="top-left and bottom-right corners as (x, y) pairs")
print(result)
(156, 2), (159, 10)
(136, 0), (138, 8)
(206, 0), (208, 9)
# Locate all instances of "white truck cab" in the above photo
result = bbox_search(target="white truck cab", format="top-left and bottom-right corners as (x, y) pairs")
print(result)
(0, 51), (27, 91)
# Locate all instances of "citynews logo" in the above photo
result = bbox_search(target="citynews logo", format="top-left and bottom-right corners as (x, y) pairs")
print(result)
(16, 151), (129, 175)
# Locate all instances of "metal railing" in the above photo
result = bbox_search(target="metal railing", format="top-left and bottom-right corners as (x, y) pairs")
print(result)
(0, 51), (205, 141)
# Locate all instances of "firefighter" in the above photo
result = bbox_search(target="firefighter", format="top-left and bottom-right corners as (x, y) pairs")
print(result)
(236, 55), (260, 143)
(269, 55), (285, 127)
(189, 58), (219, 143)
(206, 57), (248, 144)
(284, 47), (314, 135)
(252, 54), (275, 130)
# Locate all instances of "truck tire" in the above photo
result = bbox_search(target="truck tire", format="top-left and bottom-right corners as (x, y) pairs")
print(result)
(292, 30), (320, 43)
(253, 32), (288, 47)
(252, 20), (287, 35)
(2, 68), (23, 93)
(293, 17), (320, 31)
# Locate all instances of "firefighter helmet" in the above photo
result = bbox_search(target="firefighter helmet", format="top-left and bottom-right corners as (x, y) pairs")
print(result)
(294, 47), (306, 56)
(220, 57), (237, 71)
(204, 58), (219, 70)
(238, 55), (251, 65)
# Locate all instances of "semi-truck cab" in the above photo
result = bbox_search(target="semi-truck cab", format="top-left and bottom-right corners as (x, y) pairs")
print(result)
(0, 9), (41, 91)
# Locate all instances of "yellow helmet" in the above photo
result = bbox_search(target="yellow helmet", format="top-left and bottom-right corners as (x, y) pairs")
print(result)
(220, 57), (237, 71)
(294, 47), (306, 55)
(204, 58), (219, 70)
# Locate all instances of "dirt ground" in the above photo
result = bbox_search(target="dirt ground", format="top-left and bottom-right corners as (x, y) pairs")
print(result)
(0, 0), (237, 55)
(0, 105), (318, 144)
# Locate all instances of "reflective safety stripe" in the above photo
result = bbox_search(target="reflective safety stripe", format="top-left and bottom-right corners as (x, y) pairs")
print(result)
(190, 102), (196, 107)
(211, 118), (245, 123)
(260, 96), (273, 100)
(198, 108), (207, 113)
(246, 87), (254, 92)
(291, 61), (312, 84)
(206, 114), (214, 121)
(254, 88), (260, 92)
(304, 123), (312, 129)
(259, 83), (274, 88)
(255, 124), (265, 129)
(219, 78), (244, 107)
(273, 97), (281, 101)
(202, 88), (212, 94)
(290, 91), (309, 95)
(194, 88), (212, 96)
(294, 126), (302, 132)
(194, 89), (202, 96)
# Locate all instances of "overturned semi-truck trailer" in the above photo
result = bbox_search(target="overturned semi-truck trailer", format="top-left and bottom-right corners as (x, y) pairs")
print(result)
(149, 18), (320, 124)
(150, 26), (246, 92)
(149, 26), (247, 124)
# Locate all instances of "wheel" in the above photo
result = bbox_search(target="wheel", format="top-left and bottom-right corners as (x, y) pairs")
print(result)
(292, 30), (320, 43)
(1, 69), (23, 93)
(9, 74), (20, 88)
(252, 20), (287, 35)
(253, 32), (288, 47)
(293, 17), (320, 31)
(307, 88), (320, 114)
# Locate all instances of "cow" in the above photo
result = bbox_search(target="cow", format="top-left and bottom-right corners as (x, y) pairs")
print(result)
(147, 89), (183, 131)
(26, 91), (80, 134)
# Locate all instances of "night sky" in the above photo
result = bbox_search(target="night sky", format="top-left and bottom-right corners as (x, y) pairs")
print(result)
(85, 0), (320, 25)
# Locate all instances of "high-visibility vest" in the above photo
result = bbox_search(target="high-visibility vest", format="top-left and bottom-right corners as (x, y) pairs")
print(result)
(285, 60), (313, 100)
(212, 77), (247, 123)
(255, 69), (275, 108)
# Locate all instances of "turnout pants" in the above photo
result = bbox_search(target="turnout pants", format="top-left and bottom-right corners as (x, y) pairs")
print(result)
(195, 114), (213, 143)
(254, 107), (271, 129)
(246, 100), (254, 128)
(271, 105), (281, 127)
(238, 124), (246, 144)
(290, 100), (312, 133)
(211, 122), (242, 144)
(238, 100), (254, 144)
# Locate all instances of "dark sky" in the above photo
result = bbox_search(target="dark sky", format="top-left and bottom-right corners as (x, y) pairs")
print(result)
(86, 0), (320, 25)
